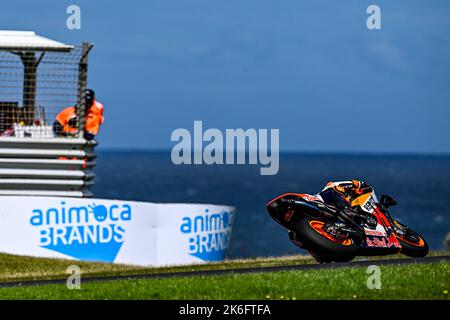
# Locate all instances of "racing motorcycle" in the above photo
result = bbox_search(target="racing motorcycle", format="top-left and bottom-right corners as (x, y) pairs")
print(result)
(266, 189), (429, 263)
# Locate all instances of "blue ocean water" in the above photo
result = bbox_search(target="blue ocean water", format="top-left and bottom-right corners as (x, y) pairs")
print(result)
(92, 151), (450, 258)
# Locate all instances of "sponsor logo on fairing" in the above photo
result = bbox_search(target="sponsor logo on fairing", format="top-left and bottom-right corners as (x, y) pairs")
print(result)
(180, 209), (234, 261)
(29, 202), (132, 262)
(366, 235), (401, 248)
(364, 229), (386, 237)
(300, 194), (320, 202)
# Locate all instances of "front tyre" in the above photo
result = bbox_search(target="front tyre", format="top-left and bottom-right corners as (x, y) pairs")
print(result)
(295, 218), (359, 263)
(394, 221), (429, 257)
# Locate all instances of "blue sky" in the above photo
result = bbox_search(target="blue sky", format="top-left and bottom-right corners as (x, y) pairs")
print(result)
(1, 0), (449, 152)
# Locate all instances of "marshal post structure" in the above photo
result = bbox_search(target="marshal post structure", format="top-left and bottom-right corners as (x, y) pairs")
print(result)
(0, 30), (235, 266)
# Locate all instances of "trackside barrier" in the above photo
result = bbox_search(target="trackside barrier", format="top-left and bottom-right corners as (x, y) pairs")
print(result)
(0, 137), (96, 197)
(0, 196), (235, 266)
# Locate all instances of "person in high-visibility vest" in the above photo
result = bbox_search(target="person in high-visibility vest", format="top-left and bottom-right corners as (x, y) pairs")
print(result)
(53, 89), (104, 140)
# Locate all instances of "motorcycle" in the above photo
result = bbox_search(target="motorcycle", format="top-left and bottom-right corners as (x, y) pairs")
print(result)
(266, 189), (429, 263)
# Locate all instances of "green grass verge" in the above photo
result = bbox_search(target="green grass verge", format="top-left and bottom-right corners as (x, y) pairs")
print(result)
(0, 251), (448, 283)
(0, 253), (314, 283)
(0, 262), (448, 300)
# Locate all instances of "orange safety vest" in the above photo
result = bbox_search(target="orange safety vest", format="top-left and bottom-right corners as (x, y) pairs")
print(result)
(85, 100), (104, 135)
(56, 100), (104, 136)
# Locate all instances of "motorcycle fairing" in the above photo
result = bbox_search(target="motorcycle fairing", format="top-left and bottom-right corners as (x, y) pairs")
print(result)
(351, 191), (402, 249)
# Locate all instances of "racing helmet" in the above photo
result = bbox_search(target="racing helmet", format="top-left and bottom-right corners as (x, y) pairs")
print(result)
(352, 180), (372, 195)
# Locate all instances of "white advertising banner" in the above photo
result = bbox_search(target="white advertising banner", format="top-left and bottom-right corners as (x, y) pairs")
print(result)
(0, 196), (235, 266)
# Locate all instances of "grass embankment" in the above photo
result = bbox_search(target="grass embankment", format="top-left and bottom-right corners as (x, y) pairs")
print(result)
(0, 253), (314, 283)
(0, 262), (448, 299)
(0, 252), (448, 299)
(0, 251), (447, 283)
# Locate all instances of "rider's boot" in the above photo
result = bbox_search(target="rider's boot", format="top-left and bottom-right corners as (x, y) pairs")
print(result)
(288, 231), (305, 249)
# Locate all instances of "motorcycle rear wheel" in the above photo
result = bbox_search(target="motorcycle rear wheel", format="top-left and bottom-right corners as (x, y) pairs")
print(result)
(295, 218), (359, 263)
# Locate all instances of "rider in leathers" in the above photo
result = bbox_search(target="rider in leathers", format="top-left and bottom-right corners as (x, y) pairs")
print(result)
(289, 180), (373, 245)
(317, 180), (372, 216)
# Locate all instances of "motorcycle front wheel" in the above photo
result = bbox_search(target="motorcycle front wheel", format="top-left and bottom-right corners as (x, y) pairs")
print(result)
(394, 220), (429, 257)
(295, 218), (359, 263)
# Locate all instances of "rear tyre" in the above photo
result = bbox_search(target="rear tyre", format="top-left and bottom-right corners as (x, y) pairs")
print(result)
(295, 218), (359, 263)
(394, 221), (429, 257)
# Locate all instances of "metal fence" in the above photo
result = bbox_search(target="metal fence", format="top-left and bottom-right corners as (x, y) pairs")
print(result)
(0, 44), (90, 139)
